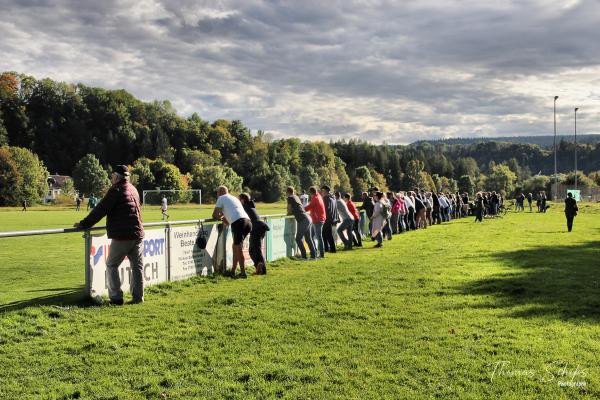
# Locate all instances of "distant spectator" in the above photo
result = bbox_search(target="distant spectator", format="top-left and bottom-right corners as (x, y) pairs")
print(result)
(76, 195), (82, 211)
(299, 190), (309, 207)
(335, 192), (354, 250)
(404, 192), (416, 230)
(390, 192), (401, 234)
(526, 192), (533, 212)
(287, 187), (317, 260)
(320, 185), (339, 253)
(564, 192), (578, 232)
(413, 191), (427, 229)
(304, 186), (326, 258)
(87, 193), (98, 210)
(359, 191), (374, 236)
(474, 192), (484, 223)
(239, 193), (269, 274)
(343, 193), (362, 247)
(21, 199), (28, 211)
(371, 191), (387, 248)
(161, 196), (169, 220)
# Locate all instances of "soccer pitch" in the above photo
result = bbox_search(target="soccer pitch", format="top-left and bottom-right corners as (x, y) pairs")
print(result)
(0, 203), (599, 398)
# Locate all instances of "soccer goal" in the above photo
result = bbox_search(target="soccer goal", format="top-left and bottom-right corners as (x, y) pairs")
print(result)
(142, 189), (202, 207)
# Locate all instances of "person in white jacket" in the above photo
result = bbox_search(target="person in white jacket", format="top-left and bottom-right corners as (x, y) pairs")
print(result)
(371, 191), (387, 248)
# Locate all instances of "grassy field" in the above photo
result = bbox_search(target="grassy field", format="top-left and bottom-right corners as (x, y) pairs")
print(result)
(0, 203), (287, 308)
(0, 203), (599, 398)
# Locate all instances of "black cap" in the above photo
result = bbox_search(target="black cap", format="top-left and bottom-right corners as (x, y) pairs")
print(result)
(113, 165), (130, 176)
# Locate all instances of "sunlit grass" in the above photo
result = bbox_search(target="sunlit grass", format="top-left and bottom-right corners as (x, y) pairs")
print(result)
(0, 203), (598, 398)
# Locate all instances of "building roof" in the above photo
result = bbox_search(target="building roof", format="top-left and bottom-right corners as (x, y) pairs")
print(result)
(48, 175), (71, 190)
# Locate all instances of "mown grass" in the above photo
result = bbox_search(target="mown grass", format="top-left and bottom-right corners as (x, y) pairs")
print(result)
(0, 203), (599, 399)
(0, 203), (287, 308)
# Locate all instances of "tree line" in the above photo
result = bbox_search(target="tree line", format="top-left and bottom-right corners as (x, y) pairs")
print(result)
(1, 71), (600, 205)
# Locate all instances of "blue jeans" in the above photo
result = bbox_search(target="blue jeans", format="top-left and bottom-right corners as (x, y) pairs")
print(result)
(296, 217), (316, 259)
(311, 221), (325, 257)
(337, 218), (354, 248)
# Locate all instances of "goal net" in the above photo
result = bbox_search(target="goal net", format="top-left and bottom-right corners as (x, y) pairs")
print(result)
(142, 189), (202, 207)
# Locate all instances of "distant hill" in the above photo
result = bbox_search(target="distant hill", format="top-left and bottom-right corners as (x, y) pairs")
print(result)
(412, 134), (600, 148)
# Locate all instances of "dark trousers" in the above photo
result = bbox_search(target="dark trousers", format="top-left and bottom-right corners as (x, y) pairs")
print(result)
(249, 231), (266, 272)
(407, 207), (416, 230)
(433, 206), (441, 224)
(352, 220), (363, 247)
(566, 213), (575, 232)
(475, 210), (483, 222)
(323, 220), (336, 252)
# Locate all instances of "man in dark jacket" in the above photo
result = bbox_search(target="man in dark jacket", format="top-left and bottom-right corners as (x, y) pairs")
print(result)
(320, 185), (339, 253)
(564, 192), (578, 232)
(74, 165), (145, 305)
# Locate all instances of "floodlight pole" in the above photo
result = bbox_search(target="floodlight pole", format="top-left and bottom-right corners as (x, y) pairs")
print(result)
(553, 96), (558, 201)
(574, 107), (579, 188)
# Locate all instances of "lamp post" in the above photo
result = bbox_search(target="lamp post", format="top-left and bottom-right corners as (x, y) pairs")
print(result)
(574, 107), (579, 188)
(553, 96), (558, 201)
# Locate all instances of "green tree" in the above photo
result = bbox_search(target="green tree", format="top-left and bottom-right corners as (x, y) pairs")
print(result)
(299, 165), (320, 191)
(150, 158), (190, 203)
(0, 113), (8, 146)
(8, 146), (49, 204)
(254, 165), (298, 203)
(130, 157), (155, 192)
(402, 160), (426, 190)
(0, 147), (21, 206)
(486, 164), (517, 195)
(351, 165), (374, 197)
(334, 157), (352, 194)
(191, 164), (243, 203)
(420, 171), (435, 192)
(522, 175), (550, 194)
(369, 168), (389, 192)
(458, 175), (475, 195)
(454, 157), (479, 178)
(179, 149), (219, 173)
(61, 177), (76, 196)
(72, 154), (110, 196)
(561, 171), (596, 187)
(588, 171), (600, 186)
(438, 176), (458, 193)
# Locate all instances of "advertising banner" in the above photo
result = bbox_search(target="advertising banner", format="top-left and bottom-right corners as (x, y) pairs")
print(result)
(169, 223), (219, 281)
(88, 229), (168, 297)
(266, 217), (296, 261)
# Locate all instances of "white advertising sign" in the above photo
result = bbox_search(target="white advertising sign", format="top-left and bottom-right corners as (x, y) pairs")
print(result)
(88, 229), (168, 297)
(169, 223), (218, 280)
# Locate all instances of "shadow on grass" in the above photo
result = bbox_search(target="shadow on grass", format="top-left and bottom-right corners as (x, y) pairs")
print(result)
(460, 240), (600, 320)
(0, 286), (90, 313)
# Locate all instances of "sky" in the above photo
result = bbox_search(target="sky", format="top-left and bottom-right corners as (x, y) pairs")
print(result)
(1, 0), (599, 144)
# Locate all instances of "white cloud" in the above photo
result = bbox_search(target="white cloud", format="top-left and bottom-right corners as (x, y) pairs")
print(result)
(0, 0), (599, 144)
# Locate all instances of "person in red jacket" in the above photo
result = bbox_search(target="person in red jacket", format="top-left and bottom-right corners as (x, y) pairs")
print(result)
(74, 165), (145, 305)
(304, 186), (326, 258)
(343, 193), (362, 247)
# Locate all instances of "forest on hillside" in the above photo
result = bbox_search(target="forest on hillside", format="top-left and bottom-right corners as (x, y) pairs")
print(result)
(413, 135), (600, 148)
(2, 71), (600, 205)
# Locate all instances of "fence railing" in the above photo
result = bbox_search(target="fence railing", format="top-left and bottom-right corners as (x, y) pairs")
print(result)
(1, 212), (368, 300)
(1, 213), (341, 300)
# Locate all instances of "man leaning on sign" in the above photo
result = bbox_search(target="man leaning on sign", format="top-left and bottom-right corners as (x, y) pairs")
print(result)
(74, 165), (145, 305)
